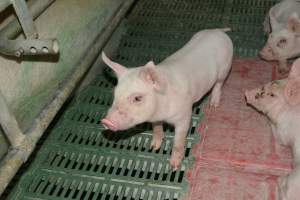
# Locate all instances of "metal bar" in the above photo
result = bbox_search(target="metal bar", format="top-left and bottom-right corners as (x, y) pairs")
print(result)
(0, 90), (25, 147)
(10, 0), (38, 39)
(0, 0), (11, 13)
(0, 38), (59, 57)
(0, 0), (55, 39)
(0, 0), (135, 196)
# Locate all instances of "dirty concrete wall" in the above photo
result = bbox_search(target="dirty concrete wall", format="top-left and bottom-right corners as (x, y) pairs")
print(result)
(0, 0), (126, 158)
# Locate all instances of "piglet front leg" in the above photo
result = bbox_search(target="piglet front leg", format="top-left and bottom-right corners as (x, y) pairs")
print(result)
(151, 122), (164, 150)
(277, 165), (300, 200)
(209, 81), (224, 109)
(278, 59), (289, 74)
(170, 111), (191, 170)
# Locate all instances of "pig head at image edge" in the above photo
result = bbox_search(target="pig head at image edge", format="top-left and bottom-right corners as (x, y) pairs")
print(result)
(260, 0), (300, 74)
(101, 28), (233, 170)
(245, 58), (300, 200)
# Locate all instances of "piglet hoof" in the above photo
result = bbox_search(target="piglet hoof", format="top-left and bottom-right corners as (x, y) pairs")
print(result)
(277, 176), (289, 200)
(278, 67), (290, 75)
(209, 96), (220, 110)
(170, 158), (181, 171)
(170, 151), (183, 171)
(150, 138), (162, 151)
(208, 102), (219, 112)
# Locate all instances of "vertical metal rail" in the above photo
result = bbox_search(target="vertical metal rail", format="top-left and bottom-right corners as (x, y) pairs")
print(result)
(0, 91), (25, 148)
(0, 0), (11, 13)
(11, 0), (38, 39)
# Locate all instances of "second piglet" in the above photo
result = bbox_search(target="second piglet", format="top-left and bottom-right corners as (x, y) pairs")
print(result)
(245, 58), (300, 200)
(260, 0), (300, 73)
(101, 28), (233, 170)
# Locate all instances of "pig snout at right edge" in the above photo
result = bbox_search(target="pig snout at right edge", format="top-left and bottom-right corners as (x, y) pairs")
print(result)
(245, 58), (300, 200)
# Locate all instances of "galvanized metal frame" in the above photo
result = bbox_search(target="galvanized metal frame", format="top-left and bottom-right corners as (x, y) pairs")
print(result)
(0, 0), (55, 39)
(0, 0), (136, 196)
(0, 0), (59, 57)
(11, 0), (38, 39)
(0, 0), (11, 13)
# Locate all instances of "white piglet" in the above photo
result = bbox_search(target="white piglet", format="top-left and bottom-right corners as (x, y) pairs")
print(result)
(245, 58), (300, 200)
(260, 0), (300, 73)
(101, 28), (233, 170)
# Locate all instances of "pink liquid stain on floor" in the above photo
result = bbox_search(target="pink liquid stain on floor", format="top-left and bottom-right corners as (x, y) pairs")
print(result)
(186, 59), (293, 200)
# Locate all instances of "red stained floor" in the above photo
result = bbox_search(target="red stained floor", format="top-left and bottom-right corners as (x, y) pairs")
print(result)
(186, 59), (293, 200)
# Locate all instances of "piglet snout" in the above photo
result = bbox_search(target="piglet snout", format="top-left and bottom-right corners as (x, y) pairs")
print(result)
(245, 90), (250, 102)
(101, 118), (118, 131)
(245, 90), (254, 103)
(258, 50), (265, 59)
(259, 49), (270, 60)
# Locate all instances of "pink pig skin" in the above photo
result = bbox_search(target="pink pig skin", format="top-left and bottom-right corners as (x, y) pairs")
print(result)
(245, 58), (300, 200)
(101, 28), (233, 170)
(260, 0), (300, 73)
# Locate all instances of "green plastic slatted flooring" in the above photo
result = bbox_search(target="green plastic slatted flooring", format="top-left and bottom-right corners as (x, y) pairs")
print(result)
(7, 0), (278, 199)
(8, 75), (203, 200)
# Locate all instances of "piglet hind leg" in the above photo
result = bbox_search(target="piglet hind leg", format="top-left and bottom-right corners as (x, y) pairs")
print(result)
(151, 122), (164, 151)
(170, 112), (191, 171)
(209, 81), (224, 109)
(277, 165), (300, 200)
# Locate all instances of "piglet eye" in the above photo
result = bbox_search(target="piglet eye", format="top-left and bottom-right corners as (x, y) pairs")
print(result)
(270, 93), (275, 97)
(133, 95), (143, 103)
(277, 38), (287, 48)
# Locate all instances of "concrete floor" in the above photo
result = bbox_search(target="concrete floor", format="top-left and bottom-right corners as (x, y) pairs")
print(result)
(186, 59), (292, 200)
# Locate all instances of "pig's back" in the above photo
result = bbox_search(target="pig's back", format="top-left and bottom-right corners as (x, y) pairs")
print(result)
(272, 0), (300, 27)
(160, 29), (233, 101)
(162, 29), (232, 72)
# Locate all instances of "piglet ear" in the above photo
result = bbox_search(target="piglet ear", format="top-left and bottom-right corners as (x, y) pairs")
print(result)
(102, 52), (128, 78)
(289, 58), (300, 79)
(284, 78), (300, 105)
(286, 13), (300, 35)
(139, 63), (167, 94)
(145, 60), (155, 67)
(270, 8), (280, 32)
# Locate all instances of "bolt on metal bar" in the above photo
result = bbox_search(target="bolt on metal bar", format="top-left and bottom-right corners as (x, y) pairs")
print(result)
(0, 38), (59, 57)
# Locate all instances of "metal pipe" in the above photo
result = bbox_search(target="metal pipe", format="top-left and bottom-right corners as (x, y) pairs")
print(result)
(11, 0), (38, 39)
(0, 0), (55, 39)
(0, 0), (11, 13)
(0, 90), (25, 148)
(0, 38), (59, 57)
(0, 0), (135, 195)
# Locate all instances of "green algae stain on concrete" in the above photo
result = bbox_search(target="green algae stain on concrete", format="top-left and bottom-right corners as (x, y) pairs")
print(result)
(10, 0), (124, 131)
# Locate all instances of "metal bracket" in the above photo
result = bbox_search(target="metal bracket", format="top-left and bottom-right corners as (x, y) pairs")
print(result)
(11, 0), (38, 39)
(0, 0), (59, 57)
